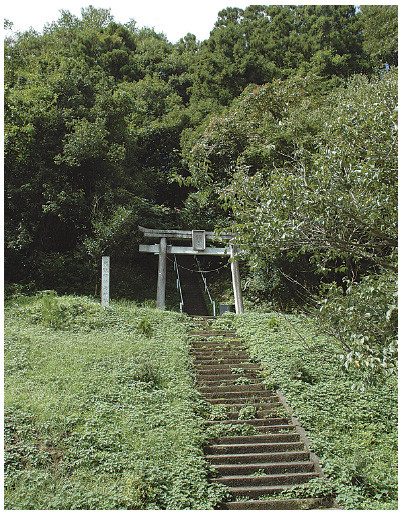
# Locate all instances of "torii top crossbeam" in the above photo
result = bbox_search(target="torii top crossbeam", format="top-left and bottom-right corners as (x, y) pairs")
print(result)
(138, 226), (243, 314)
(138, 226), (235, 241)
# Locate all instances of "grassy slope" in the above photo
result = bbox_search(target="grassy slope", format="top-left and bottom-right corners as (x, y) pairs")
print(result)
(212, 312), (397, 510)
(5, 296), (397, 509)
(4, 294), (225, 509)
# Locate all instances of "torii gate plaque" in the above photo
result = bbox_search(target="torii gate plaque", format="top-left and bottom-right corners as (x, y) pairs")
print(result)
(138, 226), (244, 314)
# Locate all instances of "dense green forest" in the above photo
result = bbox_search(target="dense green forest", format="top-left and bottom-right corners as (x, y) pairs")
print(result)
(5, 5), (398, 383)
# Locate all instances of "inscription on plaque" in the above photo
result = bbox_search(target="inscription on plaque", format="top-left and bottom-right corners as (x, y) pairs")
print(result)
(101, 256), (110, 307)
(192, 230), (206, 251)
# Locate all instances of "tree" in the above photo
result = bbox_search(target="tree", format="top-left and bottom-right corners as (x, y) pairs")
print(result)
(360, 5), (398, 68)
(212, 70), (397, 380)
(189, 5), (368, 107)
(4, 7), (194, 292)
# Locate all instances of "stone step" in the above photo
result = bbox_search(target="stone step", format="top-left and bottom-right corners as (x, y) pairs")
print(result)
(202, 389), (277, 399)
(204, 396), (279, 406)
(194, 363), (260, 371)
(197, 377), (262, 386)
(206, 450), (311, 465)
(246, 425), (296, 434)
(222, 497), (332, 509)
(193, 355), (252, 362)
(193, 359), (254, 366)
(205, 441), (305, 455)
(212, 471), (319, 488)
(207, 424), (296, 434)
(220, 484), (293, 499)
(191, 350), (249, 357)
(190, 330), (237, 336)
(227, 408), (284, 420)
(196, 374), (261, 381)
(199, 384), (269, 393)
(206, 423), (295, 434)
(214, 433), (300, 446)
(206, 399), (282, 409)
(192, 355), (250, 363)
(196, 370), (260, 378)
(191, 343), (244, 350)
(212, 402), (282, 413)
(191, 338), (242, 344)
(206, 417), (291, 427)
(211, 460), (314, 476)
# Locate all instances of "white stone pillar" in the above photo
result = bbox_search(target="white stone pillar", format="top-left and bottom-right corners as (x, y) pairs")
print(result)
(156, 237), (167, 310)
(230, 245), (244, 314)
(101, 256), (110, 307)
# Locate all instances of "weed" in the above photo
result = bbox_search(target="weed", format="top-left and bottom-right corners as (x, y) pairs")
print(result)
(267, 317), (280, 331)
(137, 318), (153, 337)
(230, 367), (245, 374)
(250, 468), (268, 476)
(205, 423), (259, 439)
(289, 358), (317, 385)
(263, 377), (279, 390)
(234, 376), (253, 385)
(238, 405), (257, 420)
(208, 404), (229, 421)
(40, 291), (67, 329)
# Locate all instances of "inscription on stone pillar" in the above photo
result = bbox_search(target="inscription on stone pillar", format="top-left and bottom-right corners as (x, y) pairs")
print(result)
(192, 230), (206, 251)
(101, 256), (110, 307)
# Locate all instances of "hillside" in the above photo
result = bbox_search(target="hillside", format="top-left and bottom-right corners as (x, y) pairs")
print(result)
(4, 294), (397, 509)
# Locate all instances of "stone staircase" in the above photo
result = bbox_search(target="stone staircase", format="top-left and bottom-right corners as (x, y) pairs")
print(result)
(177, 256), (209, 316)
(190, 319), (334, 510)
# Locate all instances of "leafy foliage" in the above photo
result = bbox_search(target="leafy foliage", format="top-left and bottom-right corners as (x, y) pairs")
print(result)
(184, 65), (397, 368)
(317, 271), (397, 386)
(5, 5), (397, 297)
(360, 5), (398, 68)
(4, 9), (193, 292)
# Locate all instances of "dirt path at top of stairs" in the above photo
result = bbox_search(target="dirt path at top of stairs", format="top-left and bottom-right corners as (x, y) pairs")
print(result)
(190, 318), (335, 510)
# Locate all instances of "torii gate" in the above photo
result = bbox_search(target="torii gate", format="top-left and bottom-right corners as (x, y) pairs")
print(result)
(138, 226), (244, 314)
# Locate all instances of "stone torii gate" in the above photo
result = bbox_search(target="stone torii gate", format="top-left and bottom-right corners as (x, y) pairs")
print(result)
(138, 226), (244, 314)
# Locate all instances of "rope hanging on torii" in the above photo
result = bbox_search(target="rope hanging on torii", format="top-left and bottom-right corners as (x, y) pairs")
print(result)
(138, 226), (244, 314)
(166, 256), (230, 274)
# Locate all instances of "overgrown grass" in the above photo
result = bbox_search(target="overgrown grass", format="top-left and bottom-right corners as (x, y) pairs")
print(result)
(212, 312), (397, 509)
(4, 294), (227, 509)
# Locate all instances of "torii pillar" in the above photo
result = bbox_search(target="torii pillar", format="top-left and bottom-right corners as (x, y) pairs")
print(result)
(156, 237), (167, 310)
(230, 244), (244, 315)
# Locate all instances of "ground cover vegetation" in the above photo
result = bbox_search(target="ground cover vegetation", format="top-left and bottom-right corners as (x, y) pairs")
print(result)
(4, 293), (229, 509)
(212, 312), (397, 509)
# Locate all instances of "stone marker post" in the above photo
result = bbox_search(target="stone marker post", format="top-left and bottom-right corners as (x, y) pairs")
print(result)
(101, 256), (110, 307)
